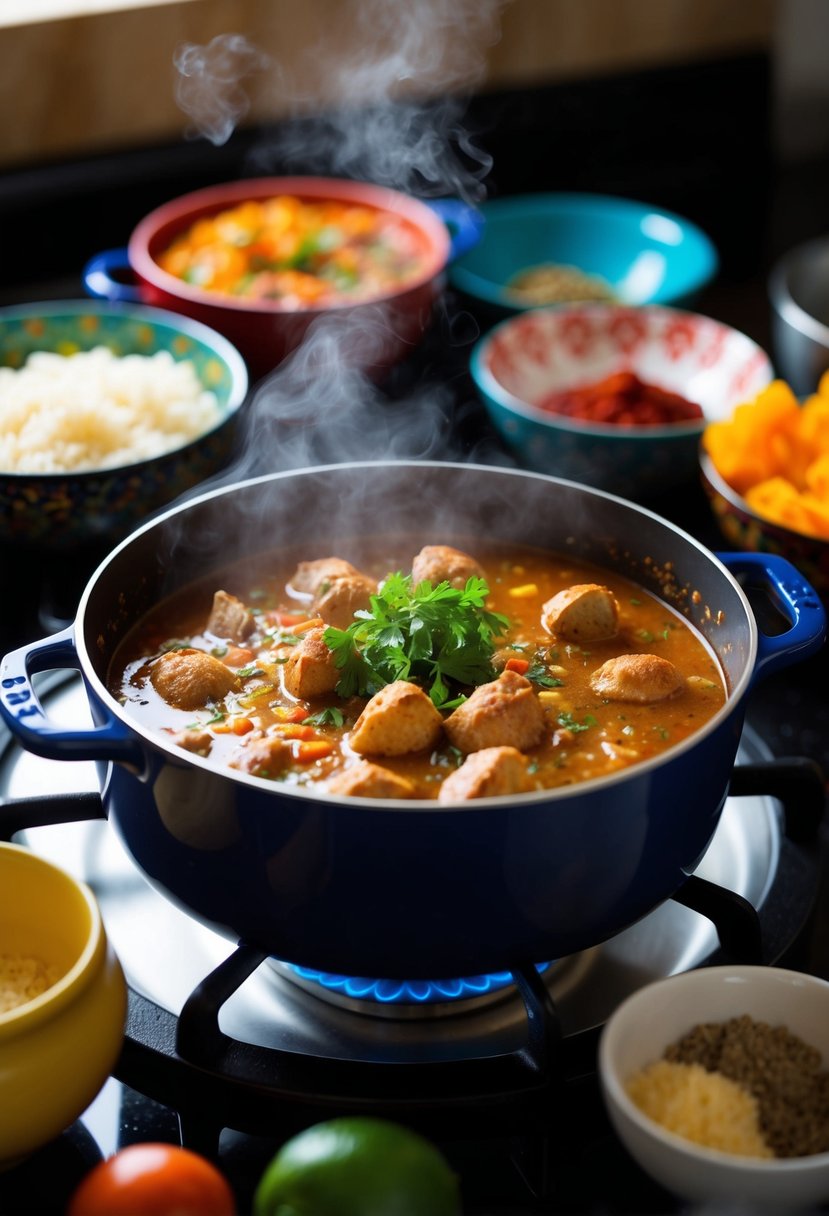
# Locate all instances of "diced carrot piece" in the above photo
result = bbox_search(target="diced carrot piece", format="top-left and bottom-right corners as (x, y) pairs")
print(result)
(230, 717), (255, 735)
(291, 617), (326, 634)
(504, 656), (531, 674)
(273, 612), (308, 627)
(272, 704), (310, 724)
(223, 646), (254, 667)
(294, 740), (335, 763)
(275, 723), (318, 740)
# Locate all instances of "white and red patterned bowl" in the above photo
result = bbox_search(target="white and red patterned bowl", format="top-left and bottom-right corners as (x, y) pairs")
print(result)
(471, 304), (773, 501)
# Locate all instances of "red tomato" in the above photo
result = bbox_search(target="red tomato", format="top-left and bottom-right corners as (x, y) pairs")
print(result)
(66, 1143), (236, 1216)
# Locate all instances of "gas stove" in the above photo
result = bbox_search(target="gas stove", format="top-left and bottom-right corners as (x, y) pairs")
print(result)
(0, 662), (826, 1213)
(3, 98), (829, 1206)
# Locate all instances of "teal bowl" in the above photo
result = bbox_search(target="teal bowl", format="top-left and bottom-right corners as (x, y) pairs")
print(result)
(0, 301), (248, 549)
(471, 304), (773, 502)
(450, 192), (719, 320)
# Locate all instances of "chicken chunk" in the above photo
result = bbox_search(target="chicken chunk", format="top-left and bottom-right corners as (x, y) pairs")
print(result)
(438, 746), (532, 802)
(169, 727), (214, 757)
(326, 760), (415, 799)
(542, 583), (619, 643)
(411, 544), (485, 589)
(150, 648), (239, 711)
(349, 680), (443, 757)
(590, 653), (683, 703)
(312, 572), (376, 629)
(229, 734), (292, 778)
(443, 669), (545, 754)
(282, 628), (341, 699)
(205, 589), (254, 643)
(288, 557), (367, 597)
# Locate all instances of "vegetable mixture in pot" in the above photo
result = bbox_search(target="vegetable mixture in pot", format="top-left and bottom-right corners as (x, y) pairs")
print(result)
(156, 196), (428, 306)
(109, 541), (726, 800)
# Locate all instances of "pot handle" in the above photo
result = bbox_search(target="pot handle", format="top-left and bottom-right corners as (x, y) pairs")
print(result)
(424, 198), (483, 262)
(718, 552), (827, 683)
(82, 248), (142, 303)
(0, 627), (143, 765)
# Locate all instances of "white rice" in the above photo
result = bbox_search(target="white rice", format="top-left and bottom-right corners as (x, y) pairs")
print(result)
(0, 346), (222, 474)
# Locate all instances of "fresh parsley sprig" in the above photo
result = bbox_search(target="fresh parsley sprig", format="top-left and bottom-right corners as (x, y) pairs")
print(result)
(323, 572), (510, 708)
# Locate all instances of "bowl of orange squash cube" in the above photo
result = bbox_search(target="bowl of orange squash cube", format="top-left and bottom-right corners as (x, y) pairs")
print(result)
(700, 374), (829, 599)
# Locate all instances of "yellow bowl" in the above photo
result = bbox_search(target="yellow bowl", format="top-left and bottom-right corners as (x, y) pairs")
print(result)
(0, 842), (127, 1169)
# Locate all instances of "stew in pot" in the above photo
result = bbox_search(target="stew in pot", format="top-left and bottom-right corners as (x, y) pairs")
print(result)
(109, 540), (726, 800)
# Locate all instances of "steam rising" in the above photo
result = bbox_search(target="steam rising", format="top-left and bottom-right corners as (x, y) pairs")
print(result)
(174, 0), (504, 195)
(174, 35), (273, 148)
(216, 304), (512, 487)
(170, 0), (511, 502)
(252, 0), (503, 201)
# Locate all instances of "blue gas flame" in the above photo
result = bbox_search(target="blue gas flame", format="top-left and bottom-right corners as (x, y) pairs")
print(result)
(287, 963), (551, 1004)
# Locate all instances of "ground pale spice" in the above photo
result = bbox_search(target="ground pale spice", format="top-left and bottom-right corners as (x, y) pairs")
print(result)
(626, 1059), (773, 1157)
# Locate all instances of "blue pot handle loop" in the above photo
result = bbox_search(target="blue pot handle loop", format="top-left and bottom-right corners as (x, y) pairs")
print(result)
(424, 198), (483, 263)
(0, 628), (142, 765)
(82, 248), (142, 303)
(719, 552), (827, 684)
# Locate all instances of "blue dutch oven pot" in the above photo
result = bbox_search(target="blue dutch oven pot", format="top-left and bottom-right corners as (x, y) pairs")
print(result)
(1, 463), (825, 979)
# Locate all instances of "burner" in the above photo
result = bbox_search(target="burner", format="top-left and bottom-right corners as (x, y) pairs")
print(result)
(271, 960), (553, 1017)
(0, 672), (824, 1137)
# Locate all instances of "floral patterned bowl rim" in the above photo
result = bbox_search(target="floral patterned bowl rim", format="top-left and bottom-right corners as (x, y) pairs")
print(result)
(471, 303), (774, 440)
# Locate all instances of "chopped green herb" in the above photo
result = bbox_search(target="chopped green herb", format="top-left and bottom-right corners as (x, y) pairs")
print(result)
(637, 629), (654, 642)
(526, 662), (564, 688)
(630, 597), (642, 606)
(557, 711), (597, 733)
(236, 665), (265, 678)
(210, 645), (228, 658)
(323, 572), (509, 708)
(304, 706), (345, 728)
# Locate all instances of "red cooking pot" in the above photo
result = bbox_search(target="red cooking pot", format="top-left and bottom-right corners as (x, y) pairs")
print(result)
(83, 177), (481, 380)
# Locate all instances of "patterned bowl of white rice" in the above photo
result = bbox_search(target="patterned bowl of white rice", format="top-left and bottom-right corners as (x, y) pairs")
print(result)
(0, 301), (248, 547)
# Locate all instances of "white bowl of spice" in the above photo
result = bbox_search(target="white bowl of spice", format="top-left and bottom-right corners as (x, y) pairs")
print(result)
(599, 965), (829, 1210)
(0, 841), (127, 1167)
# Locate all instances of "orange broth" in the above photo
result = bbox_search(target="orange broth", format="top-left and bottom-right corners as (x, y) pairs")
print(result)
(109, 541), (726, 799)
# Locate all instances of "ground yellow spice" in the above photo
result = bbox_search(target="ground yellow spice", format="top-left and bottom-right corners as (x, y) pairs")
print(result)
(626, 1059), (773, 1158)
(0, 952), (62, 1013)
